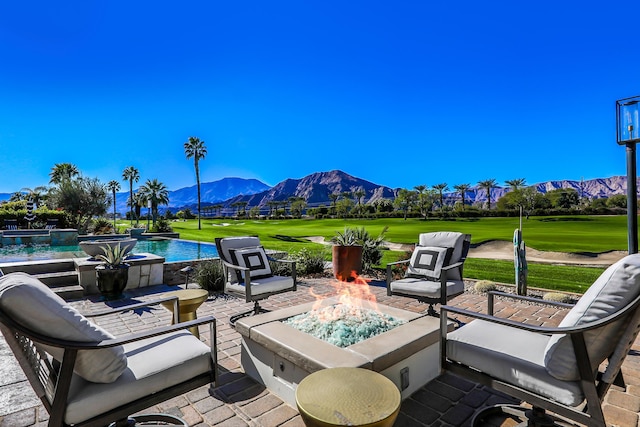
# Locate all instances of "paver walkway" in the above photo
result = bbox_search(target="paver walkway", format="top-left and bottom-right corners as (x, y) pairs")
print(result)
(1, 277), (639, 427)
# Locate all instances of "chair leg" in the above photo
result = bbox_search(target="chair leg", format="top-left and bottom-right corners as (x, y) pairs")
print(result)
(472, 405), (570, 427)
(229, 301), (270, 326)
(111, 414), (188, 426)
(426, 304), (438, 317)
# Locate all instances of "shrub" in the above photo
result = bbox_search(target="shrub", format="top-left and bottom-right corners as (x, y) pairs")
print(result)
(331, 226), (388, 273)
(153, 217), (173, 232)
(91, 218), (113, 234)
(474, 280), (497, 293)
(194, 259), (225, 293)
(291, 247), (327, 275)
(543, 292), (574, 304)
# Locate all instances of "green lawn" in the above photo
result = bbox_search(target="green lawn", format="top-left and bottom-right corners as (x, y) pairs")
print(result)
(164, 215), (628, 293)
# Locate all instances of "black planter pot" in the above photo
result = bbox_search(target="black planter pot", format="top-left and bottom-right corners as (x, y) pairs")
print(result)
(95, 264), (130, 301)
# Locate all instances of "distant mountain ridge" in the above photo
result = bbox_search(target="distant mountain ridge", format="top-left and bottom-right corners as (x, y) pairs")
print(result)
(0, 173), (634, 214)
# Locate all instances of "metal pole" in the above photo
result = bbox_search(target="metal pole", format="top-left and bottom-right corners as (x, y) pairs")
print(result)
(627, 142), (638, 254)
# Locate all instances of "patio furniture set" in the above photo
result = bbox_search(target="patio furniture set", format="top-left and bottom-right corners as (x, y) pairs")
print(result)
(0, 231), (639, 426)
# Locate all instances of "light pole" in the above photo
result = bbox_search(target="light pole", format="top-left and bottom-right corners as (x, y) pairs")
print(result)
(147, 199), (152, 231)
(616, 96), (640, 254)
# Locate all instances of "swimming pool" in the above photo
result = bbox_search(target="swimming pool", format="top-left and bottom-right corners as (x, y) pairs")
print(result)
(0, 239), (219, 264)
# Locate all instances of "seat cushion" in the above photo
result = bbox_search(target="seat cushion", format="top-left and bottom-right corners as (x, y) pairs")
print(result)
(390, 277), (464, 300)
(226, 275), (295, 298)
(64, 330), (212, 425)
(544, 254), (640, 380)
(230, 246), (272, 280)
(406, 246), (452, 279)
(0, 273), (127, 383)
(447, 319), (584, 406)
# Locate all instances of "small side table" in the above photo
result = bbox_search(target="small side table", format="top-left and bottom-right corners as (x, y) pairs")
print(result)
(160, 289), (209, 338)
(295, 367), (401, 427)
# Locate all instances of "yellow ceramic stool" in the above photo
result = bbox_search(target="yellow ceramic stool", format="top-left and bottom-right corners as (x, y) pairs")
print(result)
(296, 367), (401, 427)
(161, 289), (209, 338)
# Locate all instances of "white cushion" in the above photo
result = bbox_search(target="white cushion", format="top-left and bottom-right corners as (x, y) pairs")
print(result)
(406, 246), (451, 279)
(230, 246), (272, 280)
(544, 254), (640, 380)
(226, 275), (294, 297)
(0, 273), (127, 383)
(64, 330), (211, 425)
(418, 232), (465, 280)
(390, 277), (464, 299)
(447, 319), (584, 406)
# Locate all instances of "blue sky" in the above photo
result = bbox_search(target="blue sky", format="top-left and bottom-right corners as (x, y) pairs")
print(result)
(1, 1), (639, 194)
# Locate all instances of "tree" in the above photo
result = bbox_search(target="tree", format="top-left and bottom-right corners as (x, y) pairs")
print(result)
(184, 136), (207, 230)
(414, 185), (435, 218)
(138, 179), (169, 229)
(477, 179), (498, 209)
(433, 183), (449, 209)
(107, 180), (121, 232)
(505, 178), (526, 191)
(290, 197), (307, 218)
(453, 183), (471, 210)
(48, 176), (108, 233)
(329, 193), (339, 207)
(606, 194), (628, 208)
(49, 163), (79, 185)
(20, 186), (48, 208)
(545, 188), (579, 209)
(122, 166), (140, 226)
(393, 188), (417, 220)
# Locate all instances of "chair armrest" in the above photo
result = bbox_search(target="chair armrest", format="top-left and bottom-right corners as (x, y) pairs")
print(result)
(441, 261), (463, 272)
(219, 258), (250, 272)
(386, 259), (410, 291)
(386, 259), (410, 267)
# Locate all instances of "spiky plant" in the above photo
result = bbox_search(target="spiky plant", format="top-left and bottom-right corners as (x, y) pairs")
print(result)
(96, 243), (131, 268)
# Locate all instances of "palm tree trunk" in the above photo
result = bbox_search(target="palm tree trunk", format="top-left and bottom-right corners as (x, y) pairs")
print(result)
(196, 161), (201, 230)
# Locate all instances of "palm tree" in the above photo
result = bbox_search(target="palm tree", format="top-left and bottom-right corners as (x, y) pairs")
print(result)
(49, 163), (79, 185)
(184, 136), (207, 230)
(139, 179), (169, 229)
(20, 186), (48, 208)
(122, 166), (140, 225)
(478, 179), (498, 209)
(414, 185), (429, 219)
(505, 178), (527, 191)
(433, 183), (449, 209)
(107, 180), (121, 232)
(453, 183), (471, 210)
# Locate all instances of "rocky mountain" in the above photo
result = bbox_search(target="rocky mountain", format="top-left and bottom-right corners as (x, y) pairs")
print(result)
(223, 170), (396, 209)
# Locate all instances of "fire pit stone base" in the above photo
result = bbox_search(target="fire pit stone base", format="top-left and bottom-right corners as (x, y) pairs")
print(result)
(236, 297), (451, 406)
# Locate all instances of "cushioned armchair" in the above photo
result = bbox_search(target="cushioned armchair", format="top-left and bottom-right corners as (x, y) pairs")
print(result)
(215, 236), (296, 324)
(386, 231), (471, 316)
(0, 273), (217, 427)
(441, 254), (640, 427)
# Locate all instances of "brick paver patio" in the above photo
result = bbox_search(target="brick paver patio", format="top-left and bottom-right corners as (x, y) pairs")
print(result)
(1, 276), (639, 427)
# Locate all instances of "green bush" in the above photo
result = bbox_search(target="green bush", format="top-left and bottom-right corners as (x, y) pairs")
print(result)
(291, 247), (327, 275)
(153, 217), (173, 232)
(194, 259), (225, 293)
(474, 280), (497, 293)
(91, 218), (113, 234)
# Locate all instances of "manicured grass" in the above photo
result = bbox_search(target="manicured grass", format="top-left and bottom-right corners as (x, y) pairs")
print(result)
(168, 216), (628, 293)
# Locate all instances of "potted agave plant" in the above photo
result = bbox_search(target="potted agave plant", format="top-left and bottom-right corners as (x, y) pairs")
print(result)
(330, 227), (363, 282)
(95, 243), (132, 300)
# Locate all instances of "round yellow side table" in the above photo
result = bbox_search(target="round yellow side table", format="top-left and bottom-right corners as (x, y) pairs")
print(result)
(295, 367), (401, 427)
(160, 289), (209, 338)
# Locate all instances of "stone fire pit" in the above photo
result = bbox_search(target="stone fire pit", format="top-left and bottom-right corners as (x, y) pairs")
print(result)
(236, 297), (451, 406)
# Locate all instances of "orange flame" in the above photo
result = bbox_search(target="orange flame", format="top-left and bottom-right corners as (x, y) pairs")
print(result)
(310, 271), (379, 319)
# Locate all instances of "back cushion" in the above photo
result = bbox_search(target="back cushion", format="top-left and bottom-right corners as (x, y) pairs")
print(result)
(418, 232), (465, 280)
(219, 237), (262, 282)
(406, 246), (452, 280)
(230, 246), (272, 280)
(0, 273), (127, 383)
(544, 254), (640, 380)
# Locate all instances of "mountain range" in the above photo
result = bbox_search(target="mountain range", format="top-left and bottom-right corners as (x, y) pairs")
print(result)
(0, 171), (634, 214)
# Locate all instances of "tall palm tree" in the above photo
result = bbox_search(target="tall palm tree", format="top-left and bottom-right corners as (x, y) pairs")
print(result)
(433, 183), (449, 209)
(139, 179), (170, 229)
(453, 183), (471, 210)
(122, 166), (140, 225)
(107, 180), (121, 232)
(414, 185), (429, 219)
(184, 136), (207, 230)
(478, 178), (498, 209)
(49, 163), (79, 185)
(505, 178), (527, 191)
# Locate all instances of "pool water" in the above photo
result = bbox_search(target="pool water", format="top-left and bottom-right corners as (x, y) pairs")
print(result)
(0, 239), (219, 264)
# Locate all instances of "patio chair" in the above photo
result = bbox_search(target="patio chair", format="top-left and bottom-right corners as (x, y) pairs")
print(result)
(3, 219), (18, 230)
(386, 231), (471, 316)
(215, 236), (296, 324)
(0, 272), (218, 427)
(440, 253), (640, 427)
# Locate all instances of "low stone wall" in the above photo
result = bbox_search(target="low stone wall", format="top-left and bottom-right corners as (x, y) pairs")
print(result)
(1, 229), (78, 247)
